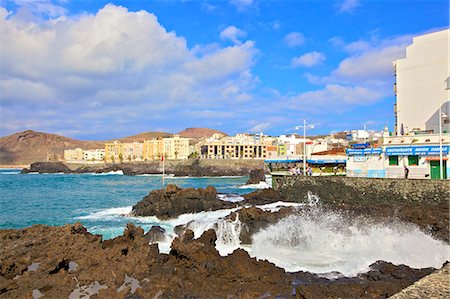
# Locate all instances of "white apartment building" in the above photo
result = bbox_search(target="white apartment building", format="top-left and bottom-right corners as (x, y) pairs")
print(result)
(393, 29), (450, 135)
(64, 148), (105, 163)
(83, 149), (105, 162)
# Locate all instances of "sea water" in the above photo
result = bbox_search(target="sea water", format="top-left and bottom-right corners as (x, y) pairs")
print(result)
(1, 168), (448, 277)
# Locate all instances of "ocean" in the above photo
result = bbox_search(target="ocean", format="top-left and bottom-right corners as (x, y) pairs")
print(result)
(1, 168), (448, 277)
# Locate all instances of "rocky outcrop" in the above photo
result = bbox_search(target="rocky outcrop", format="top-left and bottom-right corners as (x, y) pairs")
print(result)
(243, 188), (283, 205)
(22, 159), (265, 176)
(245, 169), (266, 184)
(0, 223), (438, 298)
(143, 226), (166, 243)
(130, 185), (235, 219)
(227, 206), (295, 244)
(21, 161), (72, 173)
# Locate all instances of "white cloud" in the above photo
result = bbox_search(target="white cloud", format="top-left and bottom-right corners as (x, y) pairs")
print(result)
(0, 4), (258, 137)
(291, 51), (326, 67)
(333, 35), (412, 82)
(284, 32), (304, 47)
(230, 0), (255, 11)
(290, 84), (386, 107)
(337, 0), (360, 13)
(288, 34), (413, 112)
(249, 122), (271, 133)
(220, 25), (247, 45)
(12, 0), (67, 18)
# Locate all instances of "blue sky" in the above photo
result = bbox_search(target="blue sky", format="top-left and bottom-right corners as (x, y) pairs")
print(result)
(0, 0), (448, 139)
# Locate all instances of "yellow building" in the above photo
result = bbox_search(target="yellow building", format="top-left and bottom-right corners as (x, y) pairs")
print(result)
(143, 135), (190, 160)
(105, 141), (125, 162)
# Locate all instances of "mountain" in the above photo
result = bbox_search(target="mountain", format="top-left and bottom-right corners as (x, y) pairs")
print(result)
(0, 130), (104, 165)
(117, 132), (172, 142)
(178, 128), (227, 139)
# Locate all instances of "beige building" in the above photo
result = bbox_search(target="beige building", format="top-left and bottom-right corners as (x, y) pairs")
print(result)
(201, 143), (267, 159)
(123, 142), (143, 161)
(64, 148), (84, 162)
(143, 135), (190, 160)
(64, 148), (105, 163)
(393, 29), (450, 135)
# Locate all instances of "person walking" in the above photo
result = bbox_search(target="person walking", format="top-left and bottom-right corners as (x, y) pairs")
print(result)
(404, 166), (409, 179)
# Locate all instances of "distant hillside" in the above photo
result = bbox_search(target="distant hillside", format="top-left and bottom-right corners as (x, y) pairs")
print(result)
(0, 130), (104, 165)
(178, 128), (227, 139)
(0, 128), (226, 165)
(117, 132), (172, 142)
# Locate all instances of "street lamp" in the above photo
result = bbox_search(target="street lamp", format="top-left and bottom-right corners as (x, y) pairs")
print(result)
(295, 120), (314, 176)
(442, 78), (450, 179)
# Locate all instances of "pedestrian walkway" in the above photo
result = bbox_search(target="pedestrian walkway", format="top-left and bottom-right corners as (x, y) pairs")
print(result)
(389, 263), (449, 299)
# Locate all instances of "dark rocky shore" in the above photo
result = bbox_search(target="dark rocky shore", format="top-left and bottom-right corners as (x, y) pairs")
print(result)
(21, 160), (266, 177)
(2, 181), (448, 298)
(0, 223), (439, 299)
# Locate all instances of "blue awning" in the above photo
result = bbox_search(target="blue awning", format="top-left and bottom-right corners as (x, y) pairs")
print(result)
(346, 148), (382, 155)
(385, 146), (449, 156)
(265, 158), (346, 164)
(307, 159), (346, 164)
(264, 159), (303, 163)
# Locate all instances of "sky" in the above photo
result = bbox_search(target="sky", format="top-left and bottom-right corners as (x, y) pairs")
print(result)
(0, 0), (448, 140)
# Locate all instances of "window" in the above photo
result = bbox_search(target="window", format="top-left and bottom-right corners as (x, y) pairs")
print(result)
(389, 156), (399, 166)
(408, 155), (419, 166)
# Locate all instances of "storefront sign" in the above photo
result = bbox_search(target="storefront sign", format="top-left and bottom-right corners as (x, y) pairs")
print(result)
(346, 148), (382, 155)
(385, 146), (449, 156)
(353, 155), (367, 162)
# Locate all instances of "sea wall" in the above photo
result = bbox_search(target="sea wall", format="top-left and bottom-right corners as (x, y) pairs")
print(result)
(22, 159), (266, 176)
(273, 175), (450, 204)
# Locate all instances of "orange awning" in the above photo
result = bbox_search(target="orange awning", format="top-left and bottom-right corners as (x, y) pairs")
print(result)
(425, 157), (448, 161)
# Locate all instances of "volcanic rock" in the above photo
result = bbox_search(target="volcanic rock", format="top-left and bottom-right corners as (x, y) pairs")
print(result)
(242, 187), (283, 205)
(143, 226), (166, 243)
(227, 206), (295, 244)
(21, 161), (71, 174)
(245, 169), (266, 184)
(130, 184), (235, 219)
(0, 222), (439, 298)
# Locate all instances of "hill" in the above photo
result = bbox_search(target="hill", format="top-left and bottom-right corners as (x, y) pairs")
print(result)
(0, 130), (104, 165)
(178, 128), (227, 139)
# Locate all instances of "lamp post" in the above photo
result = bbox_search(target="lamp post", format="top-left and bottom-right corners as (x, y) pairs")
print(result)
(296, 120), (314, 176)
(442, 78), (450, 179)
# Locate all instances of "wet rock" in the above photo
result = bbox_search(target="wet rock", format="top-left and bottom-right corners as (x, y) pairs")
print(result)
(227, 206), (295, 244)
(246, 169), (266, 185)
(130, 185), (235, 219)
(143, 226), (166, 243)
(242, 188), (283, 205)
(21, 162), (71, 174)
(0, 222), (439, 298)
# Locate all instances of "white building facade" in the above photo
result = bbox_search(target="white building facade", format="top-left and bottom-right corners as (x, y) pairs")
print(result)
(393, 29), (450, 135)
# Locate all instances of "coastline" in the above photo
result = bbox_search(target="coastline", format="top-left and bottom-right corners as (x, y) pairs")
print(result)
(0, 164), (29, 169)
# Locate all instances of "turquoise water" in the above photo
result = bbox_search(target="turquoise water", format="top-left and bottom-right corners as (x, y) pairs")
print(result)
(0, 169), (252, 238)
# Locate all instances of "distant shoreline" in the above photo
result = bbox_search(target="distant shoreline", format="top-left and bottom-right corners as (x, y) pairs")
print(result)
(0, 164), (29, 169)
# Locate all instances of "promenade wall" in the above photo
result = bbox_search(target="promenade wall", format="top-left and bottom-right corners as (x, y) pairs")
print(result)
(273, 175), (450, 204)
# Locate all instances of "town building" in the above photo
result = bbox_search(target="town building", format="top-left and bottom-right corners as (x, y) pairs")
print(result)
(393, 29), (450, 135)
(105, 141), (125, 162)
(64, 148), (84, 162)
(346, 134), (449, 179)
(64, 148), (105, 163)
(142, 135), (190, 160)
(197, 133), (276, 159)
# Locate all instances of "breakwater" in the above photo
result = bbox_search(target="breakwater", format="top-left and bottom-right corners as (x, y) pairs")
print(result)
(273, 175), (450, 203)
(22, 159), (266, 176)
